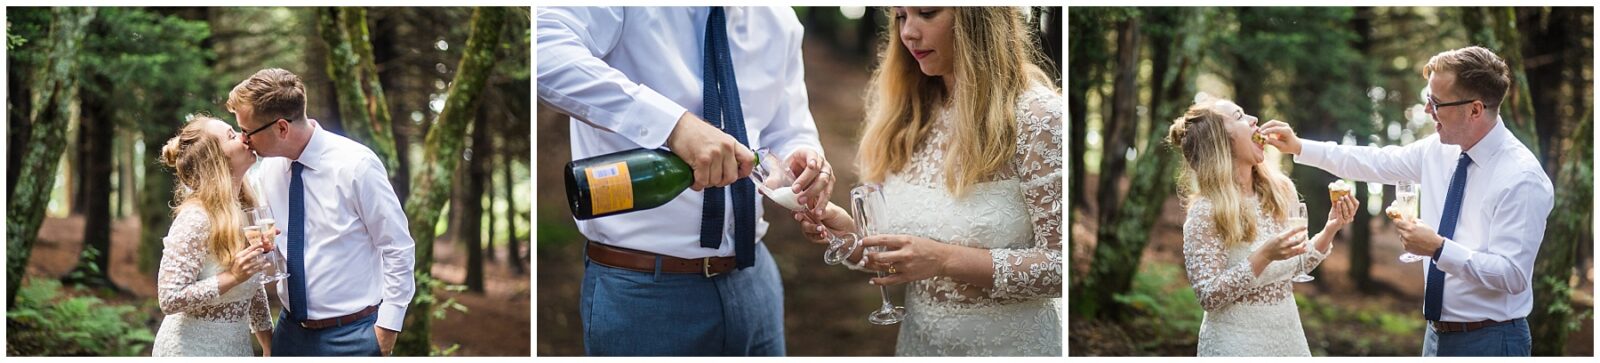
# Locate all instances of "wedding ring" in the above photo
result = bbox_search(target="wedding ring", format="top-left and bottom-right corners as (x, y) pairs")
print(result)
(888, 266), (898, 274)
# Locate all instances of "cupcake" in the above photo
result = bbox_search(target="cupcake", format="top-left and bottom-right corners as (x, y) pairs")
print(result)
(1328, 179), (1352, 202)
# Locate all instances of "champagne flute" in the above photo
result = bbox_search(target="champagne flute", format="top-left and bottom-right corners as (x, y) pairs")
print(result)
(749, 149), (861, 265)
(1393, 182), (1427, 263)
(244, 206), (289, 284)
(852, 183), (905, 325)
(1288, 203), (1315, 283)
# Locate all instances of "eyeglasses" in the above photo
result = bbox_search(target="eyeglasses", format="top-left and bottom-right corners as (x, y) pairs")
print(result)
(1421, 88), (1478, 115)
(243, 118), (294, 141)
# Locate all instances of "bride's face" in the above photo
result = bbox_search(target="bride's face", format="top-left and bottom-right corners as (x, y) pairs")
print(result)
(200, 119), (256, 177)
(1212, 101), (1264, 166)
(896, 7), (955, 77)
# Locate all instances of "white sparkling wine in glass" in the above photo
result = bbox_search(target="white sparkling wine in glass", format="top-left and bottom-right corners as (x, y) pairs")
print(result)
(1288, 203), (1315, 283)
(1395, 190), (1419, 220)
(256, 218), (276, 248)
(1287, 217), (1309, 232)
(1394, 183), (1427, 263)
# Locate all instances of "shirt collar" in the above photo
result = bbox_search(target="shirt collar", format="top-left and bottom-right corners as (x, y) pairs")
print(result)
(291, 124), (330, 172)
(1461, 116), (1511, 165)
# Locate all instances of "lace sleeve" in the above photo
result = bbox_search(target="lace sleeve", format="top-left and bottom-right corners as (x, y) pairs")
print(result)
(989, 88), (1063, 300)
(1182, 199), (1261, 312)
(156, 207), (222, 315)
(247, 284), (271, 332)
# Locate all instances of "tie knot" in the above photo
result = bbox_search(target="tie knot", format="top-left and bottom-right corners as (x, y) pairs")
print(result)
(1458, 152), (1473, 164)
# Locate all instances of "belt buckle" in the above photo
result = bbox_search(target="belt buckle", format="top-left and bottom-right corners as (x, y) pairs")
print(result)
(299, 321), (311, 329)
(703, 257), (720, 278)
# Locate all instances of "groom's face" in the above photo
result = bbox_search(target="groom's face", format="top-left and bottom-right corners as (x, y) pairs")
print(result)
(233, 107), (279, 157)
(1426, 73), (1477, 147)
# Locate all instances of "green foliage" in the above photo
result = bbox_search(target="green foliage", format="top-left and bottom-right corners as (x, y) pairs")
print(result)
(535, 208), (582, 250)
(1538, 275), (1595, 333)
(80, 8), (218, 127)
(6, 279), (155, 356)
(431, 343), (462, 356)
(1295, 292), (1426, 356)
(412, 273), (470, 321)
(1110, 263), (1203, 351)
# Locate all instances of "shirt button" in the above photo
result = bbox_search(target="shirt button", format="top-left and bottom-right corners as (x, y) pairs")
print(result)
(639, 128), (648, 138)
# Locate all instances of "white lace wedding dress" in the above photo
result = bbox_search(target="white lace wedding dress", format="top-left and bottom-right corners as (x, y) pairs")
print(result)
(1182, 196), (1329, 356)
(152, 206), (272, 356)
(876, 85), (1062, 356)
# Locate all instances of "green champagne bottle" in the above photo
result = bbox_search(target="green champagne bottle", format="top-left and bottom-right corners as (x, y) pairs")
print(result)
(564, 148), (757, 220)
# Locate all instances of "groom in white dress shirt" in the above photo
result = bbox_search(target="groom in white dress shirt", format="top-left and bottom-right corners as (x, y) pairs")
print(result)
(1262, 46), (1552, 356)
(539, 7), (831, 356)
(228, 68), (416, 356)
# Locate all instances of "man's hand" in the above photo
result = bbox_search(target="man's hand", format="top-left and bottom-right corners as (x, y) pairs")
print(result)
(1257, 120), (1304, 155)
(666, 112), (756, 191)
(785, 148), (834, 214)
(375, 326), (398, 356)
(1394, 217), (1445, 257)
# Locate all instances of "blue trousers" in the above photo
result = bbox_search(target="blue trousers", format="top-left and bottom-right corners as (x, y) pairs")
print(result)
(580, 242), (785, 356)
(271, 310), (382, 356)
(1423, 318), (1531, 356)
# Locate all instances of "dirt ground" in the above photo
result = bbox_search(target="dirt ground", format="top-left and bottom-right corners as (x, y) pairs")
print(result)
(535, 38), (906, 356)
(24, 214), (530, 356)
(1070, 173), (1595, 356)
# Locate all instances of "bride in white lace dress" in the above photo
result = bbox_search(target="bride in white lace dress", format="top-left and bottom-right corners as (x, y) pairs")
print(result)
(152, 115), (274, 356)
(795, 7), (1061, 356)
(1166, 99), (1357, 356)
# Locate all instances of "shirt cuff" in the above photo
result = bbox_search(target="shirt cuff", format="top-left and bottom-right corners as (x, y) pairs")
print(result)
(619, 87), (687, 150)
(1434, 237), (1471, 274)
(376, 302), (408, 332)
(1294, 139), (1333, 167)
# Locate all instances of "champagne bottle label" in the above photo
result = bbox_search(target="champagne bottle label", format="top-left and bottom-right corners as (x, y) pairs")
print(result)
(585, 162), (634, 215)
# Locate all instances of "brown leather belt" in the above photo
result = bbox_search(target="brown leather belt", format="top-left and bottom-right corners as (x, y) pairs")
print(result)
(586, 241), (735, 278)
(297, 305), (379, 330)
(1429, 318), (1520, 333)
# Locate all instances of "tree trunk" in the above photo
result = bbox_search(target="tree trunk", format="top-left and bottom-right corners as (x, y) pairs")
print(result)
(1093, 17), (1140, 231)
(1529, 113), (1589, 356)
(1066, 11), (1104, 214)
(319, 7), (402, 181)
(1076, 10), (1191, 319)
(462, 110), (487, 293)
(503, 134), (524, 275)
(395, 7), (505, 356)
(68, 73), (117, 289)
(1516, 7), (1566, 174)
(1524, 7), (1591, 356)
(1490, 8), (1541, 157)
(7, 7), (95, 305)
(1346, 7), (1377, 292)
(1232, 9), (1264, 118)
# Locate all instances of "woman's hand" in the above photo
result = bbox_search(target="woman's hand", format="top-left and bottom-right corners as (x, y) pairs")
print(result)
(859, 234), (954, 286)
(1325, 194), (1359, 232)
(795, 202), (854, 245)
(217, 244), (267, 293)
(1241, 223), (1305, 263)
(785, 148), (834, 214)
(244, 226), (281, 251)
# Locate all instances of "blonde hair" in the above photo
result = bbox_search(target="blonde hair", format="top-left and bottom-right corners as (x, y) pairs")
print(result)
(1422, 46), (1510, 109)
(1167, 101), (1298, 248)
(857, 7), (1056, 197)
(160, 114), (257, 267)
(227, 68), (307, 124)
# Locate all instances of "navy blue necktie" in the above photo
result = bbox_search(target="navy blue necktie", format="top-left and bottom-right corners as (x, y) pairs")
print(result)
(699, 7), (757, 269)
(287, 162), (309, 322)
(1425, 153), (1472, 321)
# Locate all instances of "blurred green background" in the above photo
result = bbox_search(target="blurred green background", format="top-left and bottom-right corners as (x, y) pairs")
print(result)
(1068, 7), (1593, 356)
(535, 6), (1062, 356)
